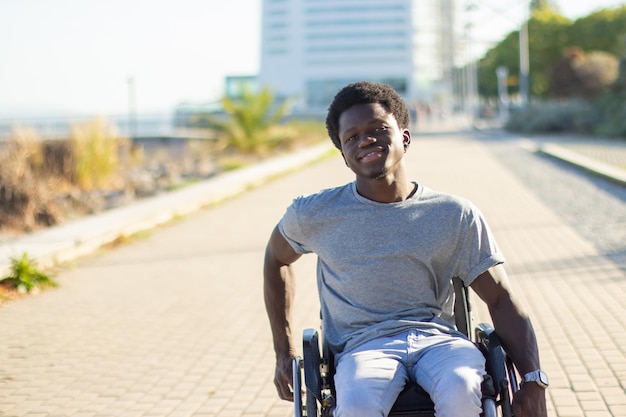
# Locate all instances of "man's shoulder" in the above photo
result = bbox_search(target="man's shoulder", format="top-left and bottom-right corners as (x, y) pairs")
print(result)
(420, 186), (472, 207)
(416, 186), (482, 221)
(293, 182), (353, 206)
(282, 183), (354, 231)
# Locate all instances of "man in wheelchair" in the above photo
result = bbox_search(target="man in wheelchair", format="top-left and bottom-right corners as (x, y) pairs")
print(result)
(264, 81), (548, 417)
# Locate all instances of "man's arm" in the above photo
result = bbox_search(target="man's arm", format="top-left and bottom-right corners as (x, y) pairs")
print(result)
(264, 225), (302, 401)
(470, 264), (548, 417)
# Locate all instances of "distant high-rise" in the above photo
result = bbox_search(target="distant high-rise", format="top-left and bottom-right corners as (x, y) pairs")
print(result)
(259, 0), (456, 115)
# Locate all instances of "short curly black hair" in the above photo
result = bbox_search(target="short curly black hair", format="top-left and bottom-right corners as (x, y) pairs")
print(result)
(325, 81), (410, 149)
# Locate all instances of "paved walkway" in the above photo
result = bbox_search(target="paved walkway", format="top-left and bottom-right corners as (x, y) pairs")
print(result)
(0, 126), (625, 417)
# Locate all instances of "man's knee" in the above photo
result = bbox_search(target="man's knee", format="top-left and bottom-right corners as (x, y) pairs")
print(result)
(431, 367), (483, 417)
(447, 366), (482, 393)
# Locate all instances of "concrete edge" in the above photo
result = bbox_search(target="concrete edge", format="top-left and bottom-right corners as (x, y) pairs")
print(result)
(519, 140), (626, 187)
(0, 142), (336, 278)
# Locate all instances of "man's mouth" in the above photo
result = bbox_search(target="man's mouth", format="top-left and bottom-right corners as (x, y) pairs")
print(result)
(359, 149), (383, 163)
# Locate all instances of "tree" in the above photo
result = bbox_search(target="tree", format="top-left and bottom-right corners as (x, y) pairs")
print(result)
(613, 42), (626, 93)
(527, 9), (572, 97)
(530, 0), (560, 13)
(477, 8), (570, 99)
(568, 7), (626, 57)
(476, 5), (626, 100)
(549, 47), (586, 98)
(549, 48), (619, 98)
(478, 32), (520, 98)
(576, 51), (620, 98)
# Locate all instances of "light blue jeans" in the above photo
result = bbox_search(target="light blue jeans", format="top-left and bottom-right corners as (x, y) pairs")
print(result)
(334, 329), (485, 417)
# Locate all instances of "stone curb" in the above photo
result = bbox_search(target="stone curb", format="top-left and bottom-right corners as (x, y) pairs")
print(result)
(0, 142), (335, 278)
(519, 140), (626, 187)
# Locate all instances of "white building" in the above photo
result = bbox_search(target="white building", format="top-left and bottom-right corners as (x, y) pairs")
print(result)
(259, 0), (456, 116)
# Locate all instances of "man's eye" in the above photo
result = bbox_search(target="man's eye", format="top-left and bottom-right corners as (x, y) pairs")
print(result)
(374, 126), (388, 132)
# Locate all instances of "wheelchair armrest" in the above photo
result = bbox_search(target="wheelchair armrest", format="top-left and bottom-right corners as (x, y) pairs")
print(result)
(303, 328), (323, 402)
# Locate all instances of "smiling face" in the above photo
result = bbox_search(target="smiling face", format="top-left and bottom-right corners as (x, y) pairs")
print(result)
(338, 102), (411, 182)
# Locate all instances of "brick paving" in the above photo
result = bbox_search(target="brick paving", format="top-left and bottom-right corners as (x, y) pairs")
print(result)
(0, 127), (624, 417)
(534, 136), (626, 170)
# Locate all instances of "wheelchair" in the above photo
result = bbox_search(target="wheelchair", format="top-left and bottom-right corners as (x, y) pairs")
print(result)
(292, 278), (519, 417)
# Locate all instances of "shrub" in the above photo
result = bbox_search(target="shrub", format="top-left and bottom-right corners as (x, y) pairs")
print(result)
(549, 48), (619, 99)
(70, 118), (122, 190)
(506, 100), (593, 133)
(0, 253), (57, 294)
(42, 139), (74, 178)
(0, 128), (62, 231)
(194, 87), (294, 155)
(594, 92), (626, 137)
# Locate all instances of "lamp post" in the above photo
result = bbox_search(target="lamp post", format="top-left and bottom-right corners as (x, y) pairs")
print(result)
(465, 1), (530, 108)
(127, 76), (137, 138)
(462, 7), (479, 124)
(519, 1), (530, 108)
(496, 66), (509, 122)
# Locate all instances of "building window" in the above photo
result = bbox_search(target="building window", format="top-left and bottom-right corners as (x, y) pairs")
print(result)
(306, 17), (405, 27)
(306, 77), (408, 108)
(306, 44), (407, 53)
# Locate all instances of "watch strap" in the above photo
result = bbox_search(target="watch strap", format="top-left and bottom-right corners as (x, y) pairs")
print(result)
(521, 370), (549, 389)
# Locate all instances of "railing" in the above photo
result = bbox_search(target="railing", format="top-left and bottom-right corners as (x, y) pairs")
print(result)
(0, 113), (178, 141)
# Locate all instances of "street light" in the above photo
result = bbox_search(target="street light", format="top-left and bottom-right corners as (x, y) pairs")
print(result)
(519, 2), (530, 108)
(462, 11), (479, 123)
(465, 1), (530, 108)
(496, 66), (509, 121)
(127, 76), (137, 138)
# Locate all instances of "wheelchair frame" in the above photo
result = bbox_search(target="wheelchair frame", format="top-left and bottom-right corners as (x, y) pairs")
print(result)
(292, 277), (519, 417)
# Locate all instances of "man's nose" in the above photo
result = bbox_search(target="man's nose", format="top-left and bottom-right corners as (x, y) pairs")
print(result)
(358, 134), (376, 147)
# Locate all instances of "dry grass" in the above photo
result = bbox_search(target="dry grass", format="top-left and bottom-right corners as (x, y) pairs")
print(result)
(0, 119), (327, 236)
(70, 118), (125, 190)
(0, 119), (129, 233)
(0, 127), (64, 231)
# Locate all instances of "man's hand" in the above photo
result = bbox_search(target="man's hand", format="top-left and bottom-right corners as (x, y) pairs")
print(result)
(274, 354), (295, 401)
(512, 383), (547, 417)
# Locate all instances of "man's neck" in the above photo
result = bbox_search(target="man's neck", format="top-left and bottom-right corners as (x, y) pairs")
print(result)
(355, 177), (416, 203)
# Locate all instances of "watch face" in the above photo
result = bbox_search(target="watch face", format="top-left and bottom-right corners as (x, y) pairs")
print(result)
(539, 371), (549, 386)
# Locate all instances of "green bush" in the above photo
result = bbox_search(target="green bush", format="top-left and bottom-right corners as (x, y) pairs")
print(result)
(506, 100), (597, 133)
(194, 87), (295, 155)
(593, 92), (626, 137)
(1, 253), (57, 294)
(505, 97), (626, 137)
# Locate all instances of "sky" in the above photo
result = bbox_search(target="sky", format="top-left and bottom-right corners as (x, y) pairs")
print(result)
(0, 0), (624, 118)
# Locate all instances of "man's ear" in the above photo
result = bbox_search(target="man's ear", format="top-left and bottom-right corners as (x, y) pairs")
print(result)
(403, 129), (411, 152)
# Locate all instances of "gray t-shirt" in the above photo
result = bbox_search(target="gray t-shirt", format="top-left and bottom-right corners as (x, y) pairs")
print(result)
(278, 182), (505, 355)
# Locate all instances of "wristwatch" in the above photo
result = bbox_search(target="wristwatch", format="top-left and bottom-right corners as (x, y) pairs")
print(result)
(520, 370), (549, 389)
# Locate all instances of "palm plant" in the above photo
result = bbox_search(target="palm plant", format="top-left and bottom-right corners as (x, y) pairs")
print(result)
(199, 87), (293, 154)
